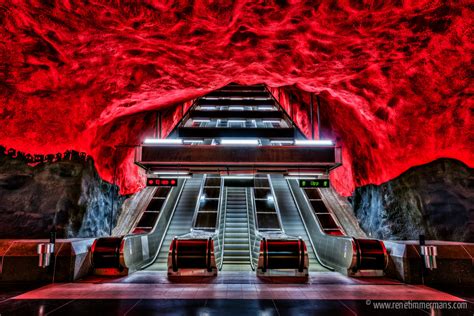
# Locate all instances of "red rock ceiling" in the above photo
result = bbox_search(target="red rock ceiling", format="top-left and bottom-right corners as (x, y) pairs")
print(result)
(0, 1), (472, 196)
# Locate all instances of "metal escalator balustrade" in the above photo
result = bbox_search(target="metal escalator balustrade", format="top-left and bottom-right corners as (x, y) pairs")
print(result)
(269, 175), (325, 271)
(287, 178), (388, 276)
(92, 178), (187, 275)
(147, 175), (204, 271)
(132, 187), (172, 234)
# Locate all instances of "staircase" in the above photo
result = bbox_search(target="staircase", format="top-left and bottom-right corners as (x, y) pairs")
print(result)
(146, 175), (203, 271)
(222, 187), (252, 270)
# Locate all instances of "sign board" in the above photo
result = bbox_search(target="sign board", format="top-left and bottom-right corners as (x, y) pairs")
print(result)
(147, 178), (177, 187)
(299, 179), (330, 188)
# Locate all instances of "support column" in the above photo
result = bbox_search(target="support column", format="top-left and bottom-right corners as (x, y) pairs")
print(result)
(310, 94), (314, 140)
(155, 112), (162, 138)
(316, 95), (321, 139)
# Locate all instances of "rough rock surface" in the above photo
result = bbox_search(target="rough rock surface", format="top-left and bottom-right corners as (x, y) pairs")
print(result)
(0, 152), (125, 238)
(353, 159), (473, 242)
(0, 1), (472, 196)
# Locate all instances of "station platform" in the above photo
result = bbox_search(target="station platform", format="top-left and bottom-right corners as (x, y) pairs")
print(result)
(1, 271), (472, 315)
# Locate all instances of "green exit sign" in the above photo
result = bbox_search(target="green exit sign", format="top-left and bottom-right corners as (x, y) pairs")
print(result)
(299, 179), (330, 188)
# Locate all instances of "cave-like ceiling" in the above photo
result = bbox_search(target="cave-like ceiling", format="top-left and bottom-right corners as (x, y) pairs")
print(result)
(0, 1), (472, 196)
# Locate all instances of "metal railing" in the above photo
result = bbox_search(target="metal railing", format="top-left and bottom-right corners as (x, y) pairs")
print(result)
(267, 174), (285, 233)
(133, 178), (188, 270)
(248, 188), (260, 271)
(191, 175), (208, 228)
(216, 187), (228, 271)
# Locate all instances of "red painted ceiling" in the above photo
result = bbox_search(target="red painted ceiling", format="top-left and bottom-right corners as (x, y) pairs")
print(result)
(0, 1), (472, 196)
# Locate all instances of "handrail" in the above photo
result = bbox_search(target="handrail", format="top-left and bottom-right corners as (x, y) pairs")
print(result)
(139, 178), (188, 270)
(214, 177), (226, 267)
(215, 177), (225, 234)
(248, 188), (260, 271)
(191, 174), (208, 228)
(217, 187), (228, 271)
(286, 178), (335, 271)
(245, 187), (256, 271)
(267, 174), (285, 233)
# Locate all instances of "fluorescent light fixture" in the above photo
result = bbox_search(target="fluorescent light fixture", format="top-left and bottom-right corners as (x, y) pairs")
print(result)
(294, 140), (333, 146)
(258, 106), (274, 111)
(200, 106), (216, 110)
(270, 140), (294, 145)
(263, 120), (281, 124)
(222, 176), (255, 179)
(153, 171), (189, 175)
(285, 176), (319, 180)
(193, 119), (210, 123)
(183, 139), (204, 144)
(228, 120), (246, 123)
(287, 172), (323, 176)
(144, 138), (183, 145)
(229, 106), (244, 111)
(220, 139), (259, 145)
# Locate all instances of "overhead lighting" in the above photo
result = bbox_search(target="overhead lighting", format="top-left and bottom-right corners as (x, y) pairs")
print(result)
(263, 120), (281, 124)
(285, 176), (319, 180)
(200, 106), (216, 110)
(270, 140), (294, 145)
(193, 119), (211, 123)
(222, 176), (255, 179)
(258, 106), (274, 111)
(144, 139), (183, 145)
(287, 172), (323, 176)
(228, 120), (246, 123)
(220, 139), (259, 145)
(183, 139), (204, 144)
(294, 140), (333, 146)
(229, 106), (244, 111)
(153, 171), (189, 175)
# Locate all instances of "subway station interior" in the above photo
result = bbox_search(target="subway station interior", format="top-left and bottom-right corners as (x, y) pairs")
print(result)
(0, 1), (473, 315)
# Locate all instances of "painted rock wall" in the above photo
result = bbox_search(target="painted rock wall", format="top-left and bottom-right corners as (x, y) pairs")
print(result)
(353, 159), (473, 242)
(0, 149), (125, 238)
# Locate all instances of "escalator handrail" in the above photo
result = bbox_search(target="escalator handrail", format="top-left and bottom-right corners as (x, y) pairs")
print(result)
(139, 178), (188, 270)
(217, 187), (228, 271)
(249, 188), (262, 269)
(245, 187), (256, 271)
(215, 177), (226, 268)
(191, 174), (208, 228)
(286, 178), (336, 271)
(267, 174), (285, 233)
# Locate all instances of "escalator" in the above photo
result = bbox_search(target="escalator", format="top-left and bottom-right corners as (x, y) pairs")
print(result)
(146, 175), (204, 271)
(221, 187), (252, 270)
(269, 175), (326, 271)
(93, 82), (387, 279)
(92, 175), (203, 274)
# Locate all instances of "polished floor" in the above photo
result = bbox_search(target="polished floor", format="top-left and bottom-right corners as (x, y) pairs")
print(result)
(1, 272), (472, 315)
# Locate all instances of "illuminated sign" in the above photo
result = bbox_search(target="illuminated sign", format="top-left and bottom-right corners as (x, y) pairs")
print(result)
(299, 179), (329, 188)
(147, 178), (177, 187)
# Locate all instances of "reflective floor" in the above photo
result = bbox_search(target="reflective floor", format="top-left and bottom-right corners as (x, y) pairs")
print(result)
(1, 272), (472, 315)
